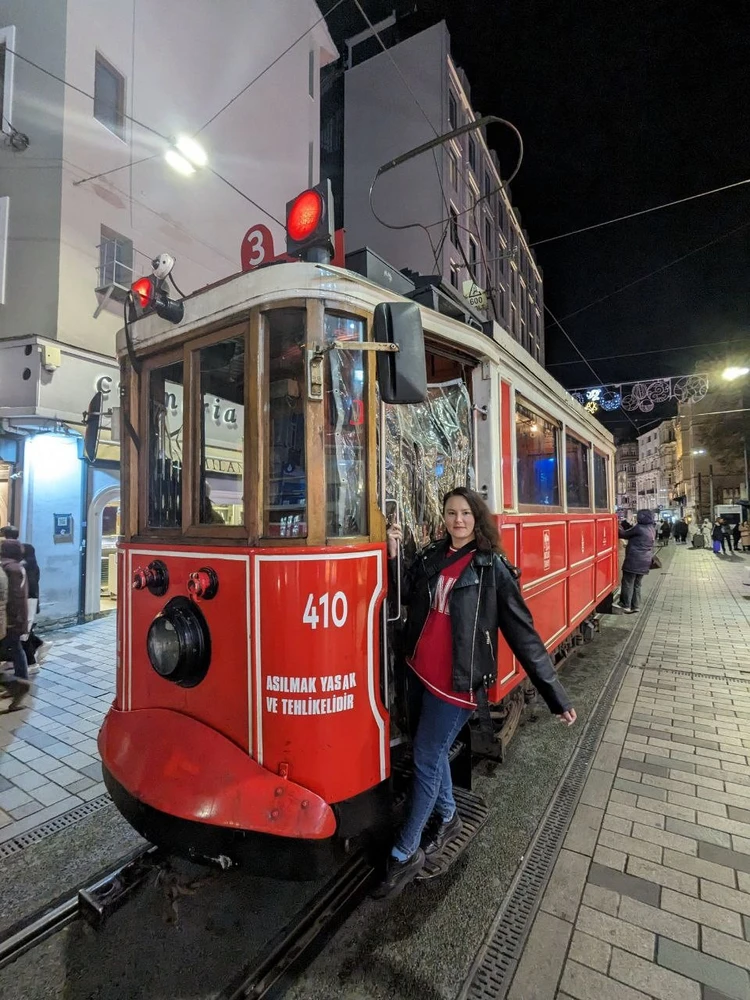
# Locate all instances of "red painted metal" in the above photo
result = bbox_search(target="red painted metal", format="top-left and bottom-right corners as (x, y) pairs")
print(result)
(99, 706), (336, 838)
(500, 380), (513, 508)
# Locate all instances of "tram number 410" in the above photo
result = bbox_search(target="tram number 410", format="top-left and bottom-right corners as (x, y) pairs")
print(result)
(302, 592), (348, 630)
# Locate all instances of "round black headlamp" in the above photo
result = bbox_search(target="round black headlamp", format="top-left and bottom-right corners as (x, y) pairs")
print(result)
(146, 596), (210, 688)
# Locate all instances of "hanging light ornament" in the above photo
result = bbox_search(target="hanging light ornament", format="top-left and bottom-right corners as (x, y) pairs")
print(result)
(571, 376), (708, 413)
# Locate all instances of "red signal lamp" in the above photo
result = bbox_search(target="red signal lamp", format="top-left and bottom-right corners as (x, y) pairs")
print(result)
(285, 179), (334, 263)
(287, 189), (324, 243)
(129, 275), (184, 325)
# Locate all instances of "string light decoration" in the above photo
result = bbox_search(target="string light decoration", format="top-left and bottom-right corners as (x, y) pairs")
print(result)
(571, 375), (709, 413)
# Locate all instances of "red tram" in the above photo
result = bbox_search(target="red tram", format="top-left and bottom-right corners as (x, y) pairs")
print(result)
(99, 196), (617, 876)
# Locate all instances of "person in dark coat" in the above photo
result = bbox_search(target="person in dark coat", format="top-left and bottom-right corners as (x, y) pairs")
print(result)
(713, 519), (731, 554)
(0, 538), (30, 710)
(617, 509), (656, 613)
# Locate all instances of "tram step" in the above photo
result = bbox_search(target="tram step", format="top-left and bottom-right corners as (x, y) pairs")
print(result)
(416, 787), (489, 881)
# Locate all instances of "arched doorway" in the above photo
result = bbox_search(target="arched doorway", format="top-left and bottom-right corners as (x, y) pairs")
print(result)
(85, 485), (120, 616)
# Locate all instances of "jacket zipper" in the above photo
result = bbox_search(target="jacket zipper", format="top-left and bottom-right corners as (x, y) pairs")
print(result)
(469, 566), (484, 691)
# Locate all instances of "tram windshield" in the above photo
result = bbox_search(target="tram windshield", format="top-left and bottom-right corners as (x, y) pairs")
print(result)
(199, 332), (245, 525)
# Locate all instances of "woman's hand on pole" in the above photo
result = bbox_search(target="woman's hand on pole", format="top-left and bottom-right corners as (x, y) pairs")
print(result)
(558, 708), (577, 726)
(386, 523), (403, 559)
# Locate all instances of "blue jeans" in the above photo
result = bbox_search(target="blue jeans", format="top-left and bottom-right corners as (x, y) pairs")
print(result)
(393, 687), (473, 860)
(3, 637), (29, 681)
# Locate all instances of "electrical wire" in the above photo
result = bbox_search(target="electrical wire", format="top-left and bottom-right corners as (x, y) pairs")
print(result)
(544, 218), (750, 334)
(546, 338), (750, 368)
(5, 47), (169, 142)
(531, 176), (750, 249)
(196, 0), (349, 135)
(207, 167), (284, 228)
(543, 303), (640, 432)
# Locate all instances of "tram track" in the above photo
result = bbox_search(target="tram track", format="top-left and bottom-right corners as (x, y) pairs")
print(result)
(0, 845), (159, 973)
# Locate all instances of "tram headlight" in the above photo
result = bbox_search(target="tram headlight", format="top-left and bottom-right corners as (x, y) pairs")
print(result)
(146, 596), (211, 688)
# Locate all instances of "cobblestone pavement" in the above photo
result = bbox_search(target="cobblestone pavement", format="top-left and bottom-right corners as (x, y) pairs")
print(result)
(508, 544), (750, 1000)
(0, 615), (115, 843)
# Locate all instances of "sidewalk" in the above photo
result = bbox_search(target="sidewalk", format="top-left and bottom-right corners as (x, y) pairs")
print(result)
(0, 615), (115, 843)
(508, 544), (750, 1000)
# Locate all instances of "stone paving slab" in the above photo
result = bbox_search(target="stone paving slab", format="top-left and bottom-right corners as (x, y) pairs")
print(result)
(0, 615), (114, 842)
(507, 544), (750, 1000)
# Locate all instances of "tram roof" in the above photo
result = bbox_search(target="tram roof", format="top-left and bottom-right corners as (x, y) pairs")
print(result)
(118, 262), (613, 452)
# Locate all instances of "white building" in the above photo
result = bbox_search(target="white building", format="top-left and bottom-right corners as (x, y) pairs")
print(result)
(635, 420), (678, 515)
(342, 20), (545, 364)
(0, 0), (336, 623)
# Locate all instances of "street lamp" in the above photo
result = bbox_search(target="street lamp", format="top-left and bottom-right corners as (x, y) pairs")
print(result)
(165, 135), (208, 176)
(722, 366), (750, 381)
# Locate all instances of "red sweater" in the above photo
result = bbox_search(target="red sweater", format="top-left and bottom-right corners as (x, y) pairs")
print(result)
(409, 549), (476, 709)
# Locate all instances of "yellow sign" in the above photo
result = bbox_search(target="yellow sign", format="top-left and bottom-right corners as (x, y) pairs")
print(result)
(462, 279), (487, 311)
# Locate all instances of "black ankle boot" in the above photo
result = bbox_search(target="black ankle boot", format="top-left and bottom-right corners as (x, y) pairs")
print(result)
(371, 849), (425, 899)
(421, 811), (462, 856)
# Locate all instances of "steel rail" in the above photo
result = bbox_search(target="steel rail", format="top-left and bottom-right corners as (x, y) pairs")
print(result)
(0, 844), (159, 971)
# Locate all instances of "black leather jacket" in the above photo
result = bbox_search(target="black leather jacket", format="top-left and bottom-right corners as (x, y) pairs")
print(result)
(391, 540), (572, 715)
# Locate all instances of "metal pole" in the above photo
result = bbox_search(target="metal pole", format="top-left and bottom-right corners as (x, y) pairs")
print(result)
(697, 472), (702, 522)
(709, 463), (714, 520)
(743, 433), (749, 504)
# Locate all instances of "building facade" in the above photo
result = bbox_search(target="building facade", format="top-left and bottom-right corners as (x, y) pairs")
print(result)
(615, 441), (638, 520)
(342, 20), (545, 364)
(0, 0), (335, 623)
(635, 420), (678, 515)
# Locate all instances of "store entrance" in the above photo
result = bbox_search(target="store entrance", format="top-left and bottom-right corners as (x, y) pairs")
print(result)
(100, 501), (120, 611)
(0, 463), (10, 526)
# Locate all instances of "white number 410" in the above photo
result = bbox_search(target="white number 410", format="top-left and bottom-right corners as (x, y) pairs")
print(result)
(302, 592), (348, 630)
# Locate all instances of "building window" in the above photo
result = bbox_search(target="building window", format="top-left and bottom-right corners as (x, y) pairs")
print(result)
(94, 53), (125, 139)
(98, 225), (133, 292)
(484, 169), (492, 198)
(468, 136), (476, 172)
(468, 236), (478, 280)
(449, 205), (460, 249)
(448, 148), (458, 188)
(308, 50), (315, 99)
(0, 25), (15, 133)
(516, 401), (560, 507)
(450, 261), (459, 288)
(484, 216), (492, 253)
(510, 303), (518, 336)
(566, 435), (590, 508)
(448, 91), (457, 129)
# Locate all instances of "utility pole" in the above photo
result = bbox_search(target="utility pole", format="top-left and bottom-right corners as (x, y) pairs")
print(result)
(709, 464), (714, 519)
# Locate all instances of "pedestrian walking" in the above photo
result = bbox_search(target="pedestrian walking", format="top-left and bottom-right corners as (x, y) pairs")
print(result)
(0, 538), (31, 711)
(732, 522), (741, 552)
(712, 519), (729, 555)
(1, 527), (50, 671)
(659, 519), (671, 547)
(741, 521), (750, 552)
(617, 509), (657, 613)
(375, 487), (576, 899)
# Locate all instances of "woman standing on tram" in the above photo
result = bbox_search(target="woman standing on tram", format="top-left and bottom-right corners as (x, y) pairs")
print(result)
(374, 487), (576, 899)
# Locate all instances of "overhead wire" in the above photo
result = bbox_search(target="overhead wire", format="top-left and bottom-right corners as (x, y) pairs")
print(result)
(531, 176), (750, 249)
(196, 0), (349, 135)
(546, 217), (750, 334)
(546, 337), (750, 368)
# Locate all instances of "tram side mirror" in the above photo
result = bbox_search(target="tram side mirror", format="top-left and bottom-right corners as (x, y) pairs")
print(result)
(373, 302), (427, 404)
(82, 391), (103, 465)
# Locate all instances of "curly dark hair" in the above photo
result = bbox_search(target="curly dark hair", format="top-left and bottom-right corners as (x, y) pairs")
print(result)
(442, 487), (504, 555)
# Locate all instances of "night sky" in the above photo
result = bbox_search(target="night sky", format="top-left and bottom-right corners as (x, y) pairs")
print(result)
(322, 0), (750, 438)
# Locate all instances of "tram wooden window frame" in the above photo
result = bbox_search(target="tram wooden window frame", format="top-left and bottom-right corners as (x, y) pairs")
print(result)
(514, 396), (563, 513)
(322, 304), (378, 547)
(593, 448), (610, 512)
(137, 347), (186, 538)
(565, 430), (592, 512)
(183, 320), (251, 541)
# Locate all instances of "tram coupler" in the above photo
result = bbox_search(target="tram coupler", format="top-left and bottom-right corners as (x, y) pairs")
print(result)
(78, 846), (162, 929)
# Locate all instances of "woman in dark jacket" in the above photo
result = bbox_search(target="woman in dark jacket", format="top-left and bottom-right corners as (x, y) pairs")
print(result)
(374, 487), (576, 899)
(0, 538), (30, 710)
(618, 510), (656, 613)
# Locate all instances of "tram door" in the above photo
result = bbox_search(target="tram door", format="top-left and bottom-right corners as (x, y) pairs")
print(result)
(382, 348), (476, 742)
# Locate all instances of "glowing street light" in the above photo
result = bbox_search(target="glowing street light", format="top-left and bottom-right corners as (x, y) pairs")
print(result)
(722, 366), (749, 381)
(164, 135), (208, 176)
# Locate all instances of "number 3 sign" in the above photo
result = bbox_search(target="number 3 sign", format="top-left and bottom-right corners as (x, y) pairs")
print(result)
(241, 224), (278, 271)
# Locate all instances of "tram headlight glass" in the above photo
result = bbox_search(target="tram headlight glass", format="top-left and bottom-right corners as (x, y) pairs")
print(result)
(146, 597), (211, 688)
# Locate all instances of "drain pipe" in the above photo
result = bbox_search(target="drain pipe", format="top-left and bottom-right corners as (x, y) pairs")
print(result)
(77, 440), (90, 624)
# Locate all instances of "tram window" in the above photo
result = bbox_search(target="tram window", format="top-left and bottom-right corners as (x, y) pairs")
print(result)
(325, 314), (367, 537)
(515, 402), (560, 507)
(265, 308), (306, 537)
(594, 451), (609, 510)
(566, 435), (590, 508)
(198, 334), (245, 525)
(147, 361), (183, 529)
